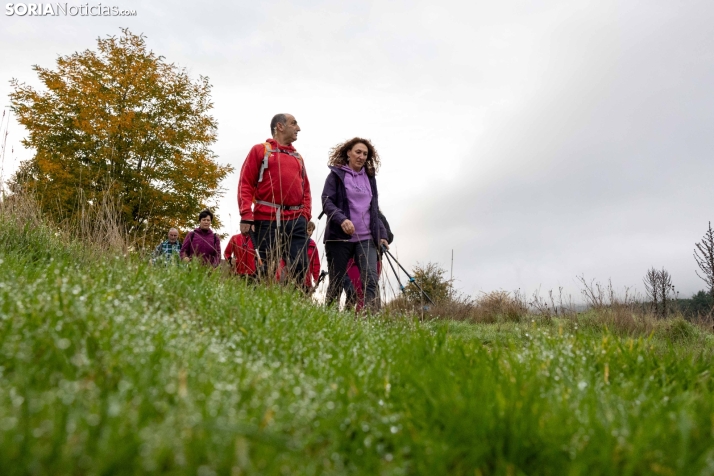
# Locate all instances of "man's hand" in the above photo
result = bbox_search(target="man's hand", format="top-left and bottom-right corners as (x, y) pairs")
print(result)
(341, 219), (355, 235)
(240, 223), (254, 234)
(380, 239), (390, 250)
(182, 256), (190, 263)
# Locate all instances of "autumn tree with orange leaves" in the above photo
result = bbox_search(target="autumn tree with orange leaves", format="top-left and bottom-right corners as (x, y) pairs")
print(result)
(9, 29), (232, 246)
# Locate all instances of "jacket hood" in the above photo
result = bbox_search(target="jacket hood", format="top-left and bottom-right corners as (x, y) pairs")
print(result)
(329, 165), (374, 181)
(328, 165), (347, 180)
(339, 164), (367, 177)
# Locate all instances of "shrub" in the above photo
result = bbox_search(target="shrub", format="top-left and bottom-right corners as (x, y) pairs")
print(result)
(475, 290), (528, 322)
(403, 262), (451, 305)
(657, 317), (699, 343)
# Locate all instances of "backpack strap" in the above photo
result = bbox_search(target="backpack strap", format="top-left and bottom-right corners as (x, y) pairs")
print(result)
(257, 143), (305, 183)
(257, 142), (271, 183)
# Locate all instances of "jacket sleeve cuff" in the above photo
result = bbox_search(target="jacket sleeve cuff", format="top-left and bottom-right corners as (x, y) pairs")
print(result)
(332, 212), (347, 226)
(240, 219), (254, 225)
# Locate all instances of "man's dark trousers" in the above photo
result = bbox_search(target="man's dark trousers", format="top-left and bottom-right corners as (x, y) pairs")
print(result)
(254, 216), (308, 288)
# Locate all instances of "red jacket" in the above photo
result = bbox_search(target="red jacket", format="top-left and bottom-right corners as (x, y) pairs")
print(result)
(223, 233), (257, 275)
(306, 239), (320, 287)
(238, 138), (311, 223)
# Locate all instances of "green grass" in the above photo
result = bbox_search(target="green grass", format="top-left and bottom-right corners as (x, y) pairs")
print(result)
(2, 218), (714, 475)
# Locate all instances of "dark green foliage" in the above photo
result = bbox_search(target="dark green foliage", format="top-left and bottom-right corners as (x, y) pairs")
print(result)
(674, 291), (714, 318)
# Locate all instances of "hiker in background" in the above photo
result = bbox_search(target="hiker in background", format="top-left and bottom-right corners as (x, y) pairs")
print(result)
(237, 113), (311, 289)
(276, 221), (321, 290)
(151, 227), (181, 264)
(224, 231), (258, 278)
(343, 210), (394, 311)
(305, 221), (321, 290)
(180, 209), (221, 268)
(321, 137), (389, 312)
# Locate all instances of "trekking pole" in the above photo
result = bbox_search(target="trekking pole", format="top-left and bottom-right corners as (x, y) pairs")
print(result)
(382, 248), (406, 293)
(248, 230), (263, 267)
(382, 246), (435, 305)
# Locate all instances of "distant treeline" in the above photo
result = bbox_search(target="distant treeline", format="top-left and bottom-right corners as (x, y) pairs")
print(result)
(673, 291), (714, 318)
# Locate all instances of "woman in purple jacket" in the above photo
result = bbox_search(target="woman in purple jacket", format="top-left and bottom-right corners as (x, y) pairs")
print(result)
(321, 137), (389, 312)
(180, 209), (221, 268)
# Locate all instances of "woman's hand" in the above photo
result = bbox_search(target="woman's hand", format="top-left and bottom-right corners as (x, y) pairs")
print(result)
(341, 219), (355, 235)
(380, 239), (390, 250)
(182, 256), (190, 263)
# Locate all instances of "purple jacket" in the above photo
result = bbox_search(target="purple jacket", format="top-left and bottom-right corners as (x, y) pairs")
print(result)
(180, 228), (221, 267)
(321, 166), (388, 247)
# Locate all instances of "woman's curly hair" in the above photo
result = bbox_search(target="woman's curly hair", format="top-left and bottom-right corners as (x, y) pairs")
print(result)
(327, 137), (380, 177)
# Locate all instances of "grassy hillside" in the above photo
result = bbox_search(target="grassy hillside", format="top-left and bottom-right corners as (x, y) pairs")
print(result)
(1, 216), (714, 475)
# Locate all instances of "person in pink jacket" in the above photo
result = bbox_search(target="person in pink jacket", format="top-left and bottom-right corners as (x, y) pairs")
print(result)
(180, 209), (221, 268)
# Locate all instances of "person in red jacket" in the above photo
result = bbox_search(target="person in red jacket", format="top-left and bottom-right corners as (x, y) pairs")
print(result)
(305, 221), (321, 289)
(224, 232), (258, 278)
(238, 113), (311, 289)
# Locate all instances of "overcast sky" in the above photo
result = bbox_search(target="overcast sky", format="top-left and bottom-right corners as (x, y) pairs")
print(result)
(2, 0), (713, 302)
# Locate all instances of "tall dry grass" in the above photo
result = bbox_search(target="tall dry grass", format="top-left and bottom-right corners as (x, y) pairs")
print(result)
(384, 289), (530, 323)
(383, 272), (713, 340)
(74, 191), (129, 253)
(0, 189), (129, 255)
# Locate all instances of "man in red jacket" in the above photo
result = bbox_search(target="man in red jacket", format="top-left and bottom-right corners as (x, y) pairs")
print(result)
(238, 113), (311, 288)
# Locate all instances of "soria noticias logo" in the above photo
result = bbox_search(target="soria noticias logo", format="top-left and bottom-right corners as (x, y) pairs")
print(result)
(5, 3), (137, 16)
